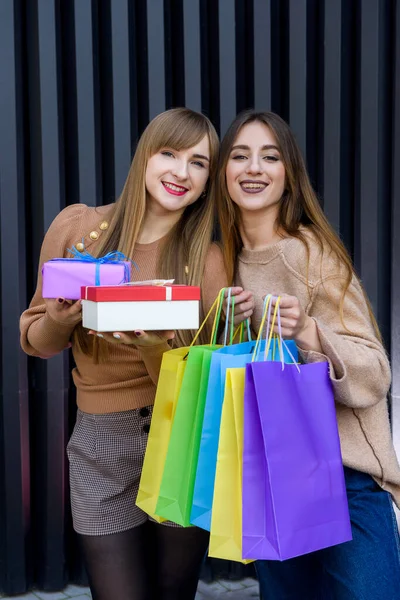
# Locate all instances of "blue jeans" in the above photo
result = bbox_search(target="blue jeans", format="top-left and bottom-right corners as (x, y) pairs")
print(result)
(256, 467), (400, 600)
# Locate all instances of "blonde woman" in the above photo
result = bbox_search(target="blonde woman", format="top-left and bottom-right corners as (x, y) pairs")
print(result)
(20, 108), (229, 600)
(216, 110), (400, 599)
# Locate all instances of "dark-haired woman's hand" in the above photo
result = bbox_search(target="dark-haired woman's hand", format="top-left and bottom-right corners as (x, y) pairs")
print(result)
(270, 294), (322, 352)
(88, 329), (175, 347)
(224, 287), (255, 326)
(45, 297), (83, 326)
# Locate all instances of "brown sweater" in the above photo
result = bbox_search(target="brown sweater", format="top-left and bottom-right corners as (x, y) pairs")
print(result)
(236, 231), (400, 506)
(20, 203), (228, 414)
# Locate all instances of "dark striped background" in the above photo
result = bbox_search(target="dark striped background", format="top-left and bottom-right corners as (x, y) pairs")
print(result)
(1, 0), (400, 594)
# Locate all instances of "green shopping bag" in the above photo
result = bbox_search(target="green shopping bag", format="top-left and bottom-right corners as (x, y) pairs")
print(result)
(154, 290), (236, 526)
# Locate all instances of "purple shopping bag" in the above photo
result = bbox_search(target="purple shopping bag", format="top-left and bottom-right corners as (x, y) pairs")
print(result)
(242, 297), (352, 561)
(243, 360), (352, 560)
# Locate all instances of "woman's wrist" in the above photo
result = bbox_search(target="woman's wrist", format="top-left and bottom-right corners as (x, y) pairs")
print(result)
(294, 316), (323, 353)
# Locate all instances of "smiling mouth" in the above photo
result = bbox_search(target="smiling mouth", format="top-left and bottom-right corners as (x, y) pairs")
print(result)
(162, 181), (189, 196)
(240, 181), (268, 194)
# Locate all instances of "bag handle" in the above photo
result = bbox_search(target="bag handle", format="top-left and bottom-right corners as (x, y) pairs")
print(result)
(252, 295), (299, 370)
(222, 288), (236, 346)
(264, 296), (281, 359)
(236, 318), (252, 343)
(252, 295), (273, 362)
(190, 288), (224, 347)
(272, 299), (299, 371)
(209, 288), (226, 345)
(190, 287), (236, 348)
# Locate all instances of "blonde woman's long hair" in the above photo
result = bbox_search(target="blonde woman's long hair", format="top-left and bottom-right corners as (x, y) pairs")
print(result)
(76, 108), (220, 357)
(215, 109), (382, 341)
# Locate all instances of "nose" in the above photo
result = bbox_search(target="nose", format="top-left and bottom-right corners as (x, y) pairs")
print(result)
(171, 159), (189, 180)
(246, 155), (263, 175)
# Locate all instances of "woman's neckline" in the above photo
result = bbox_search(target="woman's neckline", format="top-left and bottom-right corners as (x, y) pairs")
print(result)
(134, 233), (169, 252)
(239, 236), (295, 262)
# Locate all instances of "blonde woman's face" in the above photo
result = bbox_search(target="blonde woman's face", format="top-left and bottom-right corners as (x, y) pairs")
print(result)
(225, 122), (286, 216)
(145, 135), (210, 215)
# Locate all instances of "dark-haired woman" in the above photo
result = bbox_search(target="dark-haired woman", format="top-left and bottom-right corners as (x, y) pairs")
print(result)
(217, 110), (400, 599)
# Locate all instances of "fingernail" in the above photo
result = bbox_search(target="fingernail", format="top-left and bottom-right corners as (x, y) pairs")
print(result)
(87, 331), (94, 335)
(113, 334), (121, 339)
(97, 333), (104, 338)
(134, 331), (142, 337)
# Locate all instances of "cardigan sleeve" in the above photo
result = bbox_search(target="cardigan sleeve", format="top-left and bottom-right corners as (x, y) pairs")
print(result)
(201, 243), (229, 313)
(19, 204), (86, 358)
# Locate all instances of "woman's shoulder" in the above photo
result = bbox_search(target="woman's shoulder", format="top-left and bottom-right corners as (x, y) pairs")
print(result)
(205, 242), (224, 267)
(282, 227), (347, 286)
(51, 203), (114, 229)
(48, 203), (115, 250)
(47, 203), (94, 233)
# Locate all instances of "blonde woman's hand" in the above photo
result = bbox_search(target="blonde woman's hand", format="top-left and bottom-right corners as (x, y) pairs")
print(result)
(224, 287), (255, 326)
(88, 329), (175, 347)
(45, 297), (83, 326)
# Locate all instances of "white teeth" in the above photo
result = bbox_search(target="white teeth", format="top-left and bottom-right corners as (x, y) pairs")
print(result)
(241, 183), (267, 189)
(163, 182), (187, 192)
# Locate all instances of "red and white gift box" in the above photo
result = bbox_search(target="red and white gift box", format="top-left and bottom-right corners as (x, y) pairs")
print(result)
(81, 284), (201, 331)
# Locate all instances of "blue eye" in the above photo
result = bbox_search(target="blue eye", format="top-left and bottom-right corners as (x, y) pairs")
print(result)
(161, 151), (174, 158)
(193, 161), (205, 168)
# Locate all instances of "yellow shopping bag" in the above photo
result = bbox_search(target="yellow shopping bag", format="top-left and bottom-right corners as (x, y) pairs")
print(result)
(136, 289), (226, 521)
(208, 367), (253, 563)
(135, 347), (188, 522)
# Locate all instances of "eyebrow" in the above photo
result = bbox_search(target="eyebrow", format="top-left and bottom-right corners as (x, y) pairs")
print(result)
(192, 153), (210, 162)
(231, 144), (280, 152)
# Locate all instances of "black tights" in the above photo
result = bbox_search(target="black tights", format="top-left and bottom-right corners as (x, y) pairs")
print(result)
(79, 521), (210, 600)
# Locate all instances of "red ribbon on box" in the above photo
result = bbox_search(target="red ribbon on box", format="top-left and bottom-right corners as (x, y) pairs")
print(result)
(81, 285), (201, 302)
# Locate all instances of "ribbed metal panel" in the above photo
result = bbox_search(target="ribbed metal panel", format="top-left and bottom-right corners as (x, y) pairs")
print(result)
(0, 0), (398, 594)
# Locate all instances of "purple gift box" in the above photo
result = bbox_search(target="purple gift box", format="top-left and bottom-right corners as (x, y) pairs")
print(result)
(42, 258), (131, 300)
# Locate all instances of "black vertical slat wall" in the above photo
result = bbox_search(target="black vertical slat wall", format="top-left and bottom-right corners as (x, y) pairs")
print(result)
(1, 0), (399, 594)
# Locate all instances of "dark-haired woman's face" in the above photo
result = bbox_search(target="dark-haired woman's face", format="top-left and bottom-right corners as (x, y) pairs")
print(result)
(225, 122), (285, 216)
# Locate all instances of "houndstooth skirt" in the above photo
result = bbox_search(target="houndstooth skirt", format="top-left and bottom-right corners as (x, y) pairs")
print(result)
(67, 406), (180, 535)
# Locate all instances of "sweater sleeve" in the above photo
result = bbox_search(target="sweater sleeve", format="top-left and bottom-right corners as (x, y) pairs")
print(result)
(298, 275), (391, 409)
(201, 243), (229, 344)
(19, 204), (86, 358)
(201, 243), (229, 313)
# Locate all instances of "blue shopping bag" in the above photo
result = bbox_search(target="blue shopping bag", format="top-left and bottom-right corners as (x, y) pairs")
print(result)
(190, 336), (298, 531)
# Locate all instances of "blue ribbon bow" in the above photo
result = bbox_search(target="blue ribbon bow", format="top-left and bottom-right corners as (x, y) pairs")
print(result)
(66, 244), (137, 286)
